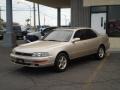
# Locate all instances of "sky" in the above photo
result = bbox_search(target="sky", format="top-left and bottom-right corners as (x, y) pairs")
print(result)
(0, 0), (71, 26)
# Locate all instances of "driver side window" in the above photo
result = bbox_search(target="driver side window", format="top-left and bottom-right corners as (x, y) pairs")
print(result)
(73, 30), (86, 40)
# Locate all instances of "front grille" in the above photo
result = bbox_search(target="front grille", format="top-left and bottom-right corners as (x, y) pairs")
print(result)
(15, 52), (32, 56)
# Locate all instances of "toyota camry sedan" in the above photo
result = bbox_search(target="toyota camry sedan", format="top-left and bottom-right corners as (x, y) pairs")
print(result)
(10, 27), (110, 72)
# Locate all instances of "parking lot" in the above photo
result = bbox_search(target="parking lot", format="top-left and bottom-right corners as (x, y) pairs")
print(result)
(0, 39), (120, 90)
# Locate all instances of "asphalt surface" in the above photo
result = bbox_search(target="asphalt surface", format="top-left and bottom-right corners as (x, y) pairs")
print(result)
(0, 46), (120, 90)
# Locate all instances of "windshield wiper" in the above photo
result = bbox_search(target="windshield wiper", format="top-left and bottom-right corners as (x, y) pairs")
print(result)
(42, 39), (63, 42)
(48, 40), (60, 42)
(46, 40), (62, 42)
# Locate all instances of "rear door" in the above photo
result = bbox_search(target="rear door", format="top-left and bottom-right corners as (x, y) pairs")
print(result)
(69, 29), (99, 59)
(82, 29), (99, 55)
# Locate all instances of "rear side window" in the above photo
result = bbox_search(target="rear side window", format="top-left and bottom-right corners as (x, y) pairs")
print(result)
(13, 26), (21, 32)
(85, 29), (97, 39)
(73, 29), (97, 40)
(73, 30), (86, 40)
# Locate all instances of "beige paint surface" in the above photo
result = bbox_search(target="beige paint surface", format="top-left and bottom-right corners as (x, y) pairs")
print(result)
(84, 0), (120, 6)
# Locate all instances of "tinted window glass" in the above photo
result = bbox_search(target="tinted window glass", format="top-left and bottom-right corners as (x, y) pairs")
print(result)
(85, 29), (97, 39)
(13, 26), (21, 32)
(74, 29), (97, 40)
(74, 30), (86, 40)
(91, 6), (107, 13)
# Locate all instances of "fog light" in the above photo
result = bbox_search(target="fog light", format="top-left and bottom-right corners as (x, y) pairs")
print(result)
(32, 60), (48, 64)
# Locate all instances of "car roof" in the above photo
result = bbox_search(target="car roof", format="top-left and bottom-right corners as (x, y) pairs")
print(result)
(54, 27), (92, 31)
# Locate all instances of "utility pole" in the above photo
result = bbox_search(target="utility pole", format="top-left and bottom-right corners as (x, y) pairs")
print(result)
(38, 4), (40, 30)
(0, 6), (1, 19)
(37, 4), (41, 38)
(0, 6), (2, 30)
(33, 3), (36, 31)
(44, 16), (46, 26)
(29, 6), (31, 26)
(63, 15), (67, 26)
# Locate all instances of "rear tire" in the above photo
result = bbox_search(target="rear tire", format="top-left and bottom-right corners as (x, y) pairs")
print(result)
(54, 53), (69, 72)
(96, 46), (106, 60)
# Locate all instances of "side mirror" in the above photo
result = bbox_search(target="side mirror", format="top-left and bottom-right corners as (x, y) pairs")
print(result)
(72, 38), (80, 43)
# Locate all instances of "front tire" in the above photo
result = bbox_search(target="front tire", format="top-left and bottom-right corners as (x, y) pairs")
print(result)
(96, 46), (106, 60)
(54, 53), (69, 72)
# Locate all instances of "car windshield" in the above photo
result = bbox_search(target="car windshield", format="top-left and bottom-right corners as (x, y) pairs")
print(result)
(43, 30), (73, 42)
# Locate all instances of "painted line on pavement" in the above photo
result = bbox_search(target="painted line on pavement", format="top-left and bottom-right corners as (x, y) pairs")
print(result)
(83, 53), (110, 90)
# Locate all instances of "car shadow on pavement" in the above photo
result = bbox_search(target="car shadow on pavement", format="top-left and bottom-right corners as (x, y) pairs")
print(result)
(15, 66), (55, 76)
(69, 55), (99, 68)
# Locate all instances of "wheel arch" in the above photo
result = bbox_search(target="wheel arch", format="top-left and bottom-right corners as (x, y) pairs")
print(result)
(99, 44), (106, 50)
(56, 51), (70, 60)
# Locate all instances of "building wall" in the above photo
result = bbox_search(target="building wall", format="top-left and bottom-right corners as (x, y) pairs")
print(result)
(71, 0), (90, 27)
(84, 0), (120, 6)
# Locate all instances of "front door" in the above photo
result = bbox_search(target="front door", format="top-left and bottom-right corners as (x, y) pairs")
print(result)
(91, 13), (107, 34)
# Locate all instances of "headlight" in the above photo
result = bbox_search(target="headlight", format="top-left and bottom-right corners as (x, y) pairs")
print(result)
(32, 52), (49, 57)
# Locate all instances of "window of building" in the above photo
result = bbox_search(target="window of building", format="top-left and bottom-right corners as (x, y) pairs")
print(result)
(108, 6), (120, 37)
(91, 6), (107, 13)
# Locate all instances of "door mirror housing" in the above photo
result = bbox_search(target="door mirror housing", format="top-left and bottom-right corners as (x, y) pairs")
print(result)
(72, 38), (80, 43)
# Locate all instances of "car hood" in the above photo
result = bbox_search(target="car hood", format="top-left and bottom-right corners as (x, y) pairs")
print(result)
(14, 41), (65, 53)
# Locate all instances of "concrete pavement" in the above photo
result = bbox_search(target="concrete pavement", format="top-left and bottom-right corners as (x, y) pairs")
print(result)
(0, 47), (120, 90)
(0, 38), (120, 90)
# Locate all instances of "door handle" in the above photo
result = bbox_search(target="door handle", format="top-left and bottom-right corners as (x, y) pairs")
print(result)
(104, 22), (106, 29)
(101, 17), (103, 27)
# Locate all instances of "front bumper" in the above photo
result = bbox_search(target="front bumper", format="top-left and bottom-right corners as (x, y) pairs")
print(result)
(10, 53), (55, 67)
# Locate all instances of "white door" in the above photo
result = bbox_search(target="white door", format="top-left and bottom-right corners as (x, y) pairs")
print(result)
(91, 13), (107, 34)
